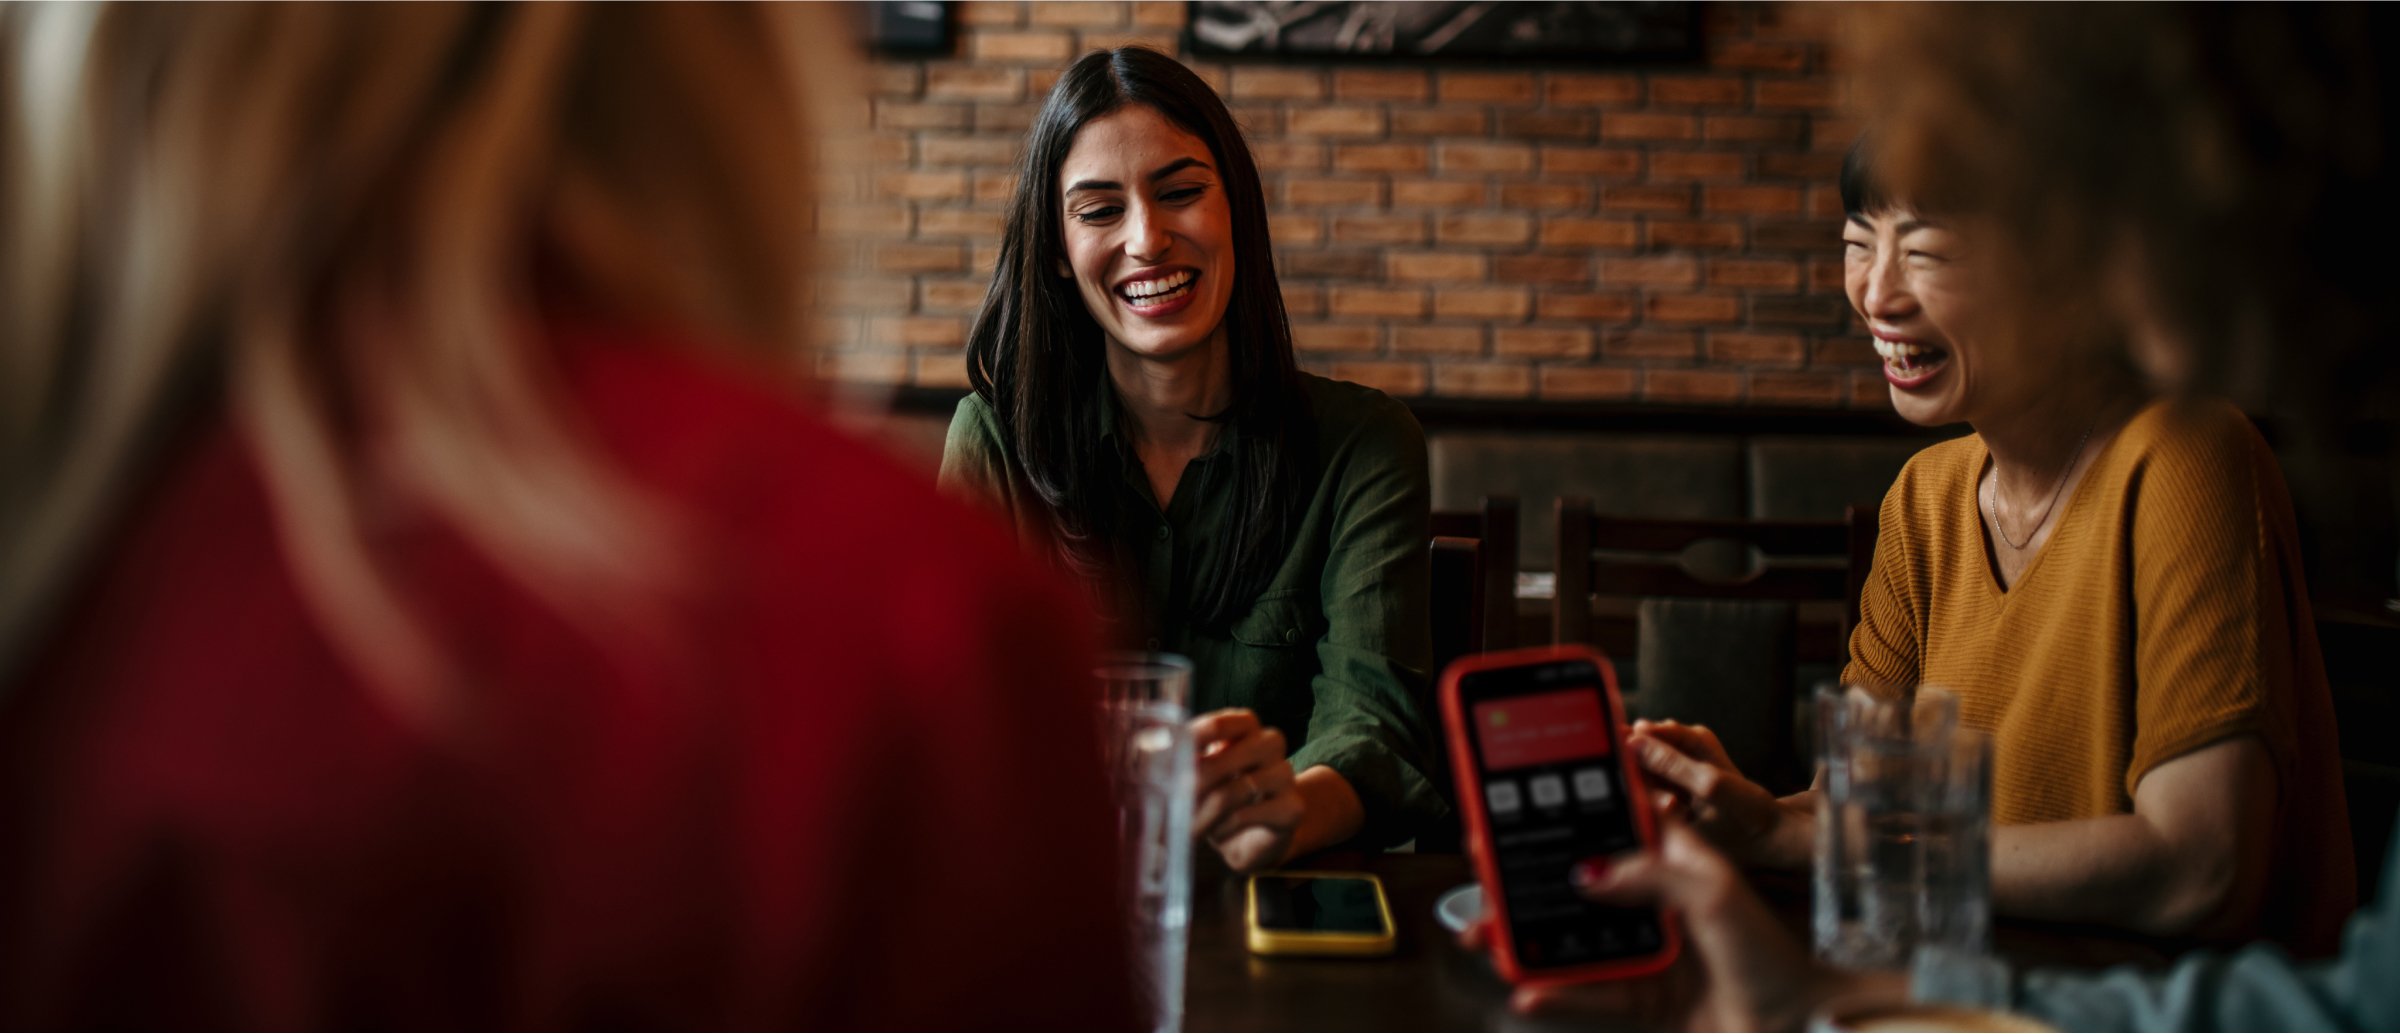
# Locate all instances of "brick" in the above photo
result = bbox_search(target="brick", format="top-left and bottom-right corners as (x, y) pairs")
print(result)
(1268, 213), (1324, 247)
(1495, 326), (1594, 359)
(1440, 71), (1535, 105)
(1336, 69), (1430, 102)
(1707, 39), (1810, 73)
(956, 1), (1024, 27)
(876, 169), (969, 201)
(1129, 2), (1186, 28)
(973, 29), (1075, 63)
(912, 354), (975, 390)
(1434, 287), (1531, 321)
(1282, 250), (1379, 279)
(1750, 219), (1841, 253)
(1646, 294), (1742, 324)
(1501, 182), (1590, 210)
(1546, 73), (1641, 106)
(1542, 146), (1642, 177)
(1029, 1), (1126, 26)
(817, 203), (911, 237)
(1704, 185), (1804, 215)
(1756, 78), (1839, 110)
(1328, 286), (1427, 319)
(1650, 75), (1746, 106)
(1388, 250), (1487, 282)
(919, 278), (991, 313)
(970, 170), (1020, 204)
(919, 135), (1022, 167)
(1849, 369), (1895, 409)
(1601, 112), (1697, 142)
(969, 242), (1001, 277)
(1392, 325), (1487, 356)
(1438, 141), (1535, 175)
(975, 102), (1039, 134)
(1809, 258), (1846, 293)
(1815, 336), (1878, 366)
(811, 316), (862, 349)
(1645, 369), (1745, 404)
(1805, 185), (1846, 220)
(1599, 185), (1694, 213)
(1539, 217), (1639, 249)
(1231, 67), (1324, 101)
(1497, 111), (1593, 140)
(1074, 31), (1179, 54)
(1291, 322), (1379, 354)
(1288, 106), (1387, 138)
(1707, 331), (1808, 365)
(1286, 177), (1388, 208)
(1281, 283), (1325, 318)
(1435, 213), (1533, 246)
(858, 134), (911, 167)
(926, 65), (1024, 101)
(1538, 292), (1637, 321)
(821, 275), (912, 311)
(1229, 105), (1281, 137)
(1328, 361), (1430, 397)
(1750, 293), (1851, 328)
(870, 315), (967, 349)
(1599, 255), (1699, 288)
(1707, 258), (1802, 289)
(1760, 151), (1844, 179)
(1433, 362), (1534, 398)
(1704, 114), (1807, 144)
(1391, 108), (1488, 136)
(875, 100), (971, 131)
(917, 207), (1004, 238)
(1494, 254), (1592, 285)
(1811, 115), (1866, 152)
(1333, 143), (1427, 174)
(820, 349), (906, 382)
(1648, 150), (1747, 181)
(1331, 214), (1426, 245)
(1029, 66), (1064, 97)
(1250, 140), (1324, 171)
(1749, 371), (1847, 406)
(1539, 366), (1640, 401)
(870, 63), (922, 98)
(1186, 62), (1228, 96)
(1391, 179), (1487, 207)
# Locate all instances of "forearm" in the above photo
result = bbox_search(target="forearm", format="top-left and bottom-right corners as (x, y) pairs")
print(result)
(1288, 764), (1365, 858)
(1991, 814), (2247, 937)
(1751, 789), (1821, 870)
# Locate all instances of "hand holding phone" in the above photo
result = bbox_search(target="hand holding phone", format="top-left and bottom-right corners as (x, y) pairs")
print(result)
(1441, 645), (1679, 987)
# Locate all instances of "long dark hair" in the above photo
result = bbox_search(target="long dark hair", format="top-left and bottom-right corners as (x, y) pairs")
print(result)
(966, 47), (1306, 629)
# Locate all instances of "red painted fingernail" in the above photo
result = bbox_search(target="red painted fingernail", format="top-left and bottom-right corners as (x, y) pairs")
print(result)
(1570, 858), (1612, 889)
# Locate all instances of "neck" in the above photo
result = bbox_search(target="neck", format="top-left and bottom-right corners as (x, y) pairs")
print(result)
(1106, 327), (1233, 454)
(1977, 380), (2145, 497)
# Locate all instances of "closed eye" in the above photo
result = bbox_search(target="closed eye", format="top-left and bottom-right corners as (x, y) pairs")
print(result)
(1072, 204), (1124, 224)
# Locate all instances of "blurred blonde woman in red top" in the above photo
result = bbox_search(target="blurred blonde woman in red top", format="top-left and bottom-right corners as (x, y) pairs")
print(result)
(0, 4), (1132, 1026)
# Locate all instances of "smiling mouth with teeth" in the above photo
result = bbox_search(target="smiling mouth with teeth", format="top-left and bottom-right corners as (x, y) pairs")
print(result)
(1118, 270), (1196, 305)
(1873, 336), (1950, 381)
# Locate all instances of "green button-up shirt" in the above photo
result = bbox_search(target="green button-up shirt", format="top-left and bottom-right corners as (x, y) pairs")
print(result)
(938, 373), (1446, 847)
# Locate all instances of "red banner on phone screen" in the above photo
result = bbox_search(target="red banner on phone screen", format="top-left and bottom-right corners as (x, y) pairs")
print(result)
(1472, 688), (1614, 771)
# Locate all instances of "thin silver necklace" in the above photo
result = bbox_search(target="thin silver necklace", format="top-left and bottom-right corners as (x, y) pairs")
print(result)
(1984, 424), (2094, 551)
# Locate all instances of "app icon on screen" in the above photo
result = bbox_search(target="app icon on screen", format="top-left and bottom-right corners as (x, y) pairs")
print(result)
(1573, 767), (1612, 802)
(1485, 780), (1522, 815)
(1529, 774), (1566, 808)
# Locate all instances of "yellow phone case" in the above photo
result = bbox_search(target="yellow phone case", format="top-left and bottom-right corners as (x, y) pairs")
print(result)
(1244, 870), (1398, 957)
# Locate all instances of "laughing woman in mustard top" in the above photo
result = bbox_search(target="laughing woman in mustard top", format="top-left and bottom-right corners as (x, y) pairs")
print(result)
(938, 48), (1444, 872)
(1628, 144), (2354, 954)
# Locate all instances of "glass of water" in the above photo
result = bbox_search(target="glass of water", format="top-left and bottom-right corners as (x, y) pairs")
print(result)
(1096, 653), (1195, 1033)
(1812, 685), (1993, 973)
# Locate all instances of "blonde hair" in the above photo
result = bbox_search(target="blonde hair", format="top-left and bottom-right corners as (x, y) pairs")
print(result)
(0, 3), (858, 718)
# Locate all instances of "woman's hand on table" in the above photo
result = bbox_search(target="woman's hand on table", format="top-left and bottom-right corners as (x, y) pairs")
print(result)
(1460, 820), (1898, 1031)
(1190, 709), (1304, 873)
(1628, 719), (1814, 870)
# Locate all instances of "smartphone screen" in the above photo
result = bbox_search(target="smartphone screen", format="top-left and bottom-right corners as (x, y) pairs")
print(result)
(1250, 875), (1390, 934)
(1457, 658), (1664, 970)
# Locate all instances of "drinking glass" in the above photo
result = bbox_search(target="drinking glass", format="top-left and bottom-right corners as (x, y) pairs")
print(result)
(1097, 653), (1195, 1033)
(1812, 685), (1993, 972)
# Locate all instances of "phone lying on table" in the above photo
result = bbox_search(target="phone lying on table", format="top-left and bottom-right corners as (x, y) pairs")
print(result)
(1245, 871), (1397, 956)
(1441, 644), (1679, 986)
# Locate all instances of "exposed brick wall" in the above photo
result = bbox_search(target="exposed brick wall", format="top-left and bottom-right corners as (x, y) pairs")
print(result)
(820, 1), (1882, 409)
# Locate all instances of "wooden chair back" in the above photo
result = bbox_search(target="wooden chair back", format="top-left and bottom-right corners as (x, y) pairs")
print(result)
(1429, 495), (1520, 652)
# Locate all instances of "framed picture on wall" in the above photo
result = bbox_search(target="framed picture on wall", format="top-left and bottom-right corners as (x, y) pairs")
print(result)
(866, 1), (951, 55)
(1188, 1), (1697, 62)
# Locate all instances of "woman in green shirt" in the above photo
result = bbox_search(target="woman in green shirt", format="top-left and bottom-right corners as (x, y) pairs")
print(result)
(939, 47), (1445, 872)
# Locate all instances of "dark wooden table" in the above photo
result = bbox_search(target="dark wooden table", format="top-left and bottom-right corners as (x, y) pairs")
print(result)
(1184, 849), (2173, 1032)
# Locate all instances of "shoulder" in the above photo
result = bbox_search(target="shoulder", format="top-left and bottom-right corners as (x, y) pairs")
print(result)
(1889, 431), (1984, 497)
(2115, 397), (2268, 471)
(941, 391), (1010, 464)
(1298, 372), (1425, 455)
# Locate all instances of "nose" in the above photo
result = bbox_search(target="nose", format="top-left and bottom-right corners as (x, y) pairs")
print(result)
(1858, 246), (1917, 322)
(1123, 201), (1171, 263)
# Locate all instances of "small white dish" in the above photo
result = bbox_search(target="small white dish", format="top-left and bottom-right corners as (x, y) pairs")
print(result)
(1434, 882), (1483, 934)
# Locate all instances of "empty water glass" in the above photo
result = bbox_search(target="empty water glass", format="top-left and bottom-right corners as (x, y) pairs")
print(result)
(1813, 685), (1993, 972)
(1097, 653), (1195, 1033)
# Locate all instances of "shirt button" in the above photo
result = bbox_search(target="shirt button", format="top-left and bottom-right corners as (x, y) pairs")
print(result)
(1156, 527), (1170, 542)
(1284, 628), (1299, 644)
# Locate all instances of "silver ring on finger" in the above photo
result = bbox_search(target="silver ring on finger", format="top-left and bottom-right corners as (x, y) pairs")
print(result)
(1244, 772), (1264, 806)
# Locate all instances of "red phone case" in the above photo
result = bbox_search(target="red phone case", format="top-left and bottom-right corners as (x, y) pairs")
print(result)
(1439, 643), (1681, 987)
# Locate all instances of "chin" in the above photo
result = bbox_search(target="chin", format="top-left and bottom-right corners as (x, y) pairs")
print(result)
(1888, 388), (1963, 428)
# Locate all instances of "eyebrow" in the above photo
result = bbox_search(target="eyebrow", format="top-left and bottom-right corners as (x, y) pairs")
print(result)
(1065, 156), (1214, 196)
